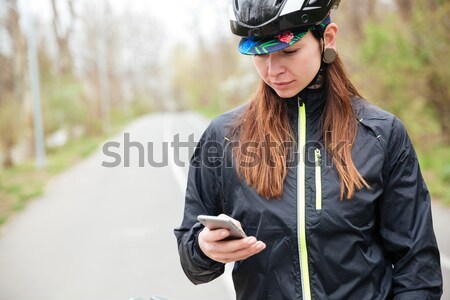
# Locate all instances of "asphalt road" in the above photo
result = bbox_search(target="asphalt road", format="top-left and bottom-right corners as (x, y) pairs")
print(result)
(0, 111), (448, 300)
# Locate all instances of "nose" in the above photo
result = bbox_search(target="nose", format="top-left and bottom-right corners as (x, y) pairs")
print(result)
(267, 54), (284, 77)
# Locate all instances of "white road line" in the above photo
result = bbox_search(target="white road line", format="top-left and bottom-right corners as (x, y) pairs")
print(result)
(441, 254), (450, 271)
(164, 113), (235, 300)
(163, 114), (188, 194)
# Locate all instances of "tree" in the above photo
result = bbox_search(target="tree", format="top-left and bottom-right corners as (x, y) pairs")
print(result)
(412, 0), (450, 143)
(335, 0), (381, 41)
(367, 0), (377, 20)
(0, 95), (23, 167)
(0, 0), (27, 167)
(395, 0), (412, 20)
(50, 0), (76, 74)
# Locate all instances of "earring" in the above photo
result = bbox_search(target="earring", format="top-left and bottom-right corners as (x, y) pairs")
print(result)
(323, 48), (337, 64)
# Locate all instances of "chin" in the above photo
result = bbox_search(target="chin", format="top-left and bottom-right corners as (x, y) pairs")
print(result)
(271, 83), (305, 99)
(274, 89), (301, 99)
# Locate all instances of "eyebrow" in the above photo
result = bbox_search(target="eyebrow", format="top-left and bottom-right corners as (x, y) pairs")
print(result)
(285, 43), (302, 50)
(296, 39), (306, 46)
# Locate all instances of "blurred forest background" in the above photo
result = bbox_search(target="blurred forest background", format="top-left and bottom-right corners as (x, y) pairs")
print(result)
(0, 0), (449, 225)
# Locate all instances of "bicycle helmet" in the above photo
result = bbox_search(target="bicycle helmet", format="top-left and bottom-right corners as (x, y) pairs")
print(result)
(230, 0), (340, 55)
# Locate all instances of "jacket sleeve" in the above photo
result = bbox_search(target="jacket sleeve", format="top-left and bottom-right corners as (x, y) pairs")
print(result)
(378, 117), (443, 300)
(173, 124), (225, 284)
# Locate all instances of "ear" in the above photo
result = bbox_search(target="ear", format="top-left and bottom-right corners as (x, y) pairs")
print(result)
(323, 23), (338, 50)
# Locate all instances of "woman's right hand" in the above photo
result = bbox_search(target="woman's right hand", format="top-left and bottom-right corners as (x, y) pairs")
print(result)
(198, 216), (266, 264)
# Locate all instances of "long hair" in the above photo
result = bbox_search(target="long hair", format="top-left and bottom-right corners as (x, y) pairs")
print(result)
(229, 55), (370, 200)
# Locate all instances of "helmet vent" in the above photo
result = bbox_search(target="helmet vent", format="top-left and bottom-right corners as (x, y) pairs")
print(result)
(235, 0), (240, 11)
(238, 0), (279, 26)
(274, 0), (283, 7)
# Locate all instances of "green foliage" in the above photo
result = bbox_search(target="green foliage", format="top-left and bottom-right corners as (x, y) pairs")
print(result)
(354, 6), (450, 205)
(357, 2), (450, 146)
(362, 18), (423, 73)
(360, 17), (423, 112)
(0, 159), (46, 221)
(48, 78), (84, 131)
(356, 14), (444, 149)
(40, 67), (86, 136)
(170, 39), (255, 115)
(0, 98), (23, 167)
(418, 145), (450, 204)
(411, 2), (450, 143)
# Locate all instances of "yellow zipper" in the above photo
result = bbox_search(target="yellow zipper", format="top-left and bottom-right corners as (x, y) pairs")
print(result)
(298, 98), (311, 300)
(315, 148), (322, 210)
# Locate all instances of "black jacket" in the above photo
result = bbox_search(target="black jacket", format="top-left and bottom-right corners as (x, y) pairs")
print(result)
(174, 89), (443, 300)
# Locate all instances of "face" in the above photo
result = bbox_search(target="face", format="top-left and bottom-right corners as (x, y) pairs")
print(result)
(252, 31), (322, 98)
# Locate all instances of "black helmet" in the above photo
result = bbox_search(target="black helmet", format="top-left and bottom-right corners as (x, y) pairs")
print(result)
(230, 0), (340, 37)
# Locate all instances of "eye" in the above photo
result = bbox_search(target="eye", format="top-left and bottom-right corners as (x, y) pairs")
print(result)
(283, 49), (298, 55)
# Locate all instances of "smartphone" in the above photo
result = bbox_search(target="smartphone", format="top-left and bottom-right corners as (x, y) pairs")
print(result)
(197, 215), (247, 240)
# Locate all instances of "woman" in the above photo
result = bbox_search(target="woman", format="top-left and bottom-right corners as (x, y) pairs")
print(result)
(174, 1), (443, 299)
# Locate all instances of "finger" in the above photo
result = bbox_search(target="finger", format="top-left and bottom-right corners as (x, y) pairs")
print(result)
(207, 236), (260, 256)
(214, 241), (267, 263)
(198, 229), (232, 261)
(201, 227), (231, 243)
(232, 241), (266, 261)
(216, 236), (257, 252)
(206, 236), (257, 255)
(202, 236), (256, 259)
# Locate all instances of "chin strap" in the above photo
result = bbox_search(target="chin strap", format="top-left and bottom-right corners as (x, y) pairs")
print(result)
(306, 64), (326, 89)
(307, 32), (327, 89)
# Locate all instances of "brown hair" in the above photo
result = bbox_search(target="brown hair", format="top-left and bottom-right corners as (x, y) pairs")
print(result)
(229, 54), (370, 200)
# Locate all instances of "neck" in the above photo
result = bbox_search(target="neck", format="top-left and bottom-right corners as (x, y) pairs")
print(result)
(307, 74), (324, 90)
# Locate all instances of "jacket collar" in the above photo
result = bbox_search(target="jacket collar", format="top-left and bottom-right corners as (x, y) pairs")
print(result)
(282, 87), (326, 116)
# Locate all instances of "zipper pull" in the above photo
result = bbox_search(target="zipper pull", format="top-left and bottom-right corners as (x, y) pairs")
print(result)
(314, 148), (322, 165)
(297, 96), (304, 107)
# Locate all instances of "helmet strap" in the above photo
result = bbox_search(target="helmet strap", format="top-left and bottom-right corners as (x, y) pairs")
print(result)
(307, 24), (336, 89)
(307, 27), (327, 89)
(306, 59), (326, 89)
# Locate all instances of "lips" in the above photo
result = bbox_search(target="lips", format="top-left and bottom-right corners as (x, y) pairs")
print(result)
(272, 80), (294, 89)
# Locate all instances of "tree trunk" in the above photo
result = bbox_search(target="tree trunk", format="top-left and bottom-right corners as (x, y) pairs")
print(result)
(427, 0), (437, 11)
(2, 147), (14, 169)
(50, 0), (75, 74)
(395, 0), (412, 20)
(5, 0), (27, 103)
(428, 73), (450, 144)
(0, 0), (27, 167)
(367, 0), (377, 20)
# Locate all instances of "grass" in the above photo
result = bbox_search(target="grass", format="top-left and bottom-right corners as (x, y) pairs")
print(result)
(195, 102), (245, 119)
(418, 145), (450, 205)
(195, 105), (223, 120)
(0, 111), (144, 228)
